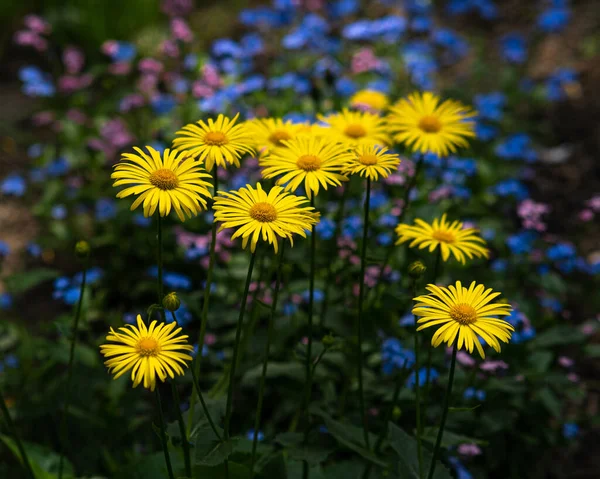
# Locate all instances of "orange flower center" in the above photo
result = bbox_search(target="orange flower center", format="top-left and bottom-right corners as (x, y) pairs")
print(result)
(268, 130), (292, 146)
(449, 304), (478, 325)
(137, 337), (159, 356)
(204, 131), (228, 146)
(249, 202), (277, 222)
(344, 124), (367, 139)
(149, 169), (179, 190)
(432, 230), (455, 244)
(296, 154), (321, 172)
(358, 154), (379, 166)
(418, 115), (442, 133)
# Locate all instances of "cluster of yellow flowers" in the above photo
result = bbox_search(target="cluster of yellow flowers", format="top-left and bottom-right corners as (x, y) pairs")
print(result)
(101, 90), (513, 392)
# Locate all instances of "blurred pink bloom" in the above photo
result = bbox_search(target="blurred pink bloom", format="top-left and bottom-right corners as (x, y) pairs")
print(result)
(518, 199), (549, 231)
(192, 81), (214, 98)
(351, 48), (381, 74)
(458, 443), (482, 456)
(14, 30), (48, 51)
(58, 74), (93, 93)
(301, 336), (309, 345)
(137, 73), (159, 95)
(63, 46), (84, 74)
(119, 94), (146, 112)
(480, 360), (509, 372)
(586, 195), (600, 211)
(32, 111), (55, 126)
(297, 0), (324, 10)
(204, 333), (217, 345)
(101, 40), (119, 56)
(369, 407), (379, 416)
(161, 39), (180, 58)
(515, 374), (525, 382)
(567, 373), (579, 382)
(429, 186), (452, 202)
(581, 323), (595, 335)
(390, 205), (403, 216)
(171, 18), (193, 42)
(352, 283), (360, 296)
(457, 351), (476, 367)
(384, 173), (407, 186)
(349, 255), (360, 265)
(24, 15), (51, 34)
(66, 108), (88, 125)
(89, 118), (135, 158)
(108, 62), (131, 75)
(202, 64), (223, 89)
(578, 209), (594, 221)
(139, 58), (163, 74)
(558, 356), (574, 368)
(291, 294), (303, 304)
(161, 0), (193, 16)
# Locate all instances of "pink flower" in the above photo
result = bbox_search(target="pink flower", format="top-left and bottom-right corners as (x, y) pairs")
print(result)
(14, 30), (48, 51)
(108, 62), (131, 76)
(456, 351), (476, 367)
(586, 195), (600, 211)
(202, 64), (223, 89)
(66, 109), (88, 125)
(567, 373), (579, 383)
(192, 81), (214, 99)
(24, 15), (51, 34)
(119, 94), (146, 112)
(101, 40), (119, 56)
(301, 336), (309, 345)
(480, 360), (509, 372)
(558, 356), (574, 368)
(458, 443), (482, 456)
(351, 48), (381, 74)
(581, 323), (595, 335)
(161, 39), (180, 58)
(429, 186), (452, 202)
(518, 199), (549, 231)
(291, 294), (303, 304)
(63, 46), (85, 74)
(578, 209), (594, 221)
(137, 73), (159, 95)
(32, 111), (54, 126)
(138, 58), (164, 74)
(171, 18), (193, 43)
(161, 0), (193, 17)
(204, 333), (217, 345)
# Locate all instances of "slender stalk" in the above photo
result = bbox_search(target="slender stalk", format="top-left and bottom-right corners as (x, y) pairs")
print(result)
(157, 215), (164, 316)
(302, 196), (317, 479)
(412, 281), (424, 479)
(155, 388), (175, 479)
(58, 265), (87, 479)
(188, 171), (219, 437)
(224, 251), (257, 438)
(251, 242), (286, 476)
(423, 249), (442, 402)
(170, 315), (191, 478)
(426, 343), (458, 479)
(190, 358), (223, 441)
(356, 178), (372, 449)
(362, 360), (409, 479)
(320, 183), (349, 326)
(369, 155), (424, 306)
(0, 387), (35, 479)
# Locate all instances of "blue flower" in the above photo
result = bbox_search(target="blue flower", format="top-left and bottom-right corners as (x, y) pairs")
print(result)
(540, 297), (562, 312)
(406, 367), (438, 389)
(475, 121), (499, 141)
(4, 354), (18, 369)
(133, 214), (152, 227)
(51, 205), (68, 220)
(545, 68), (577, 101)
(167, 301), (194, 326)
(1, 174), (26, 196)
(411, 16), (432, 32)
(448, 457), (474, 479)
(474, 92), (506, 122)
(377, 233), (393, 246)
(27, 144), (43, 158)
(547, 243), (576, 261)
(335, 77), (357, 97)
(495, 133), (538, 162)
(316, 217), (335, 240)
(432, 29), (469, 63)
(382, 338), (415, 375)
(491, 259), (507, 273)
(283, 301), (298, 316)
(490, 179), (529, 200)
(151, 94), (177, 115)
(246, 429), (265, 441)
(328, 0), (359, 19)
(240, 33), (264, 56)
(47, 157), (70, 176)
(302, 289), (324, 303)
(378, 214), (397, 228)
(213, 38), (242, 58)
(562, 422), (579, 439)
(268, 73), (311, 94)
(500, 33), (527, 64)
(238, 75), (266, 95)
(402, 41), (437, 90)
(27, 243), (42, 257)
(538, 8), (570, 33)
(183, 54), (198, 71)
(95, 198), (117, 221)
(19, 66), (55, 97)
(0, 293), (13, 310)
(239, 7), (291, 28)
(342, 215), (362, 238)
(111, 42), (136, 62)
(506, 231), (537, 255)
(464, 388), (486, 401)
(148, 267), (192, 291)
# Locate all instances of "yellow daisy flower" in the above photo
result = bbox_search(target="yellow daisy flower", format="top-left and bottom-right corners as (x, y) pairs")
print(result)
(349, 89), (389, 112)
(260, 135), (353, 199)
(342, 145), (401, 181)
(317, 109), (390, 147)
(213, 183), (319, 253)
(412, 281), (513, 358)
(245, 117), (307, 155)
(395, 214), (489, 264)
(112, 146), (212, 221)
(387, 91), (476, 157)
(100, 315), (194, 391)
(172, 113), (254, 172)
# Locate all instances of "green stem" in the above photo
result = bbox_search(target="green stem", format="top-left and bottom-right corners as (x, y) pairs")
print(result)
(251, 242), (286, 476)
(361, 360), (410, 479)
(0, 387), (35, 479)
(412, 281), (424, 479)
(224, 251), (257, 438)
(190, 358), (223, 441)
(423, 250), (442, 403)
(170, 316), (191, 478)
(157, 215), (164, 318)
(426, 343), (458, 479)
(58, 265), (87, 479)
(356, 177), (372, 449)
(369, 155), (424, 306)
(302, 196), (317, 479)
(155, 388), (175, 479)
(188, 171), (219, 437)
(320, 183), (349, 327)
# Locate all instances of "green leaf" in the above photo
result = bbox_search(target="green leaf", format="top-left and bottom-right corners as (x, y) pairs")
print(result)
(193, 461), (252, 479)
(241, 362), (305, 386)
(536, 388), (561, 417)
(529, 326), (585, 348)
(420, 428), (488, 447)
(527, 351), (554, 373)
(4, 269), (59, 294)
(193, 422), (235, 467)
(388, 423), (452, 479)
(584, 344), (600, 358)
(287, 444), (333, 466)
(0, 434), (74, 479)
(275, 432), (304, 447)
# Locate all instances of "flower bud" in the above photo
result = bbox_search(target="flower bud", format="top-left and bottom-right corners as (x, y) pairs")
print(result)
(322, 334), (336, 347)
(408, 261), (426, 279)
(162, 292), (180, 312)
(392, 406), (402, 420)
(75, 241), (90, 259)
